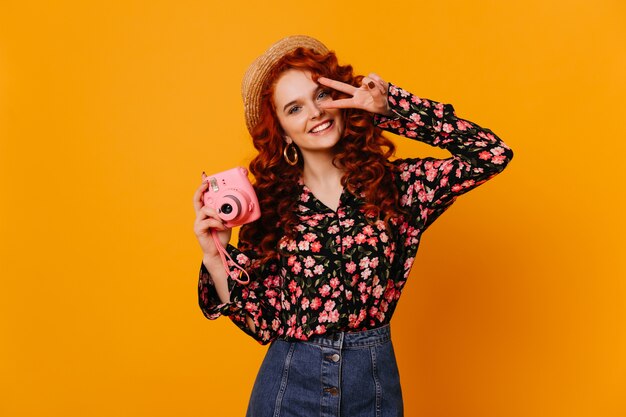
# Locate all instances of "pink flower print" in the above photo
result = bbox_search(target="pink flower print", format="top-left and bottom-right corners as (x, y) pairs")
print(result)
(474, 140), (487, 147)
(389, 85), (399, 96)
(363, 225), (374, 236)
(315, 325), (326, 334)
(310, 297), (322, 310)
(359, 257), (370, 269)
(479, 151), (492, 160)
(370, 257), (379, 268)
(304, 269), (313, 278)
(346, 261), (357, 274)
(426, 167), (438, 182)
(399, 88), (410, 97)
(330, 277), (340, 289)
(408, 112), (421, 124)
(310, 241), (322, 252)
(491, 155), (507, 164)
(304, 256), (315, 268)
(399, 99), (410, 111)
(295, 327), (304, 339)
(300, 193), (310, 202)
(319, 284), (331, 297)
(351, 274), (359, 287)
(406, 130), (417, 138)
(403, 257), (415, 270)
(358, 281), (367, 293)
(301, 297), (310, 310)
(342, 235), (354, 248)
(301, 315), (308, 324)
(355, 233), (367, 244)
(340, 219), (354, 227)
(442, 123), (454, 133)
(345, 290), (353, 301)
(318, 310), (329, 323)
(439, 176), (449, 187)
(462, 179), (475, 188)
(306, 219), (319, 227)
(272, 318), (281, 331)
(298, 240), (310, 251)
(291, 261), (301, 274)
(331, 290), (341, 299)
(360, 293), (369, 303)
(327, 224), (339, 234)
(328, 309), (340, 323)
(411, 95), (422, 104)
(314, 265), (325, 275)
(369, 306), (379, 317)
(367, 237), (378, 246)
(287, 240), (297, 252)
(373, 285), (384, 298)
(361, 268), (372, 279)
(236, 253), (249, 266)
(451, 184), (462, 192)
(324, 300), (336, 311)
(288, 279), (298, 293)
(348, 313), (358, 327)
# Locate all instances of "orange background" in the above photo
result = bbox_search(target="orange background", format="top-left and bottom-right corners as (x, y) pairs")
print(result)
(1, 1), (625, 416)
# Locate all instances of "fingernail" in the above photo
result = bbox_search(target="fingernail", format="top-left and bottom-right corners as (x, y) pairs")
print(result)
(368, 81), (375, 89)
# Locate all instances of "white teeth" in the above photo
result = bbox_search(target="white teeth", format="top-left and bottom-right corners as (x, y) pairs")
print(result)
(311, 121), (332, 133)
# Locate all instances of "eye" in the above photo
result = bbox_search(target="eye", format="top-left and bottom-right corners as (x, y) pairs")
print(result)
(317, 90), (330, 100)
(288, 105), (301, 115)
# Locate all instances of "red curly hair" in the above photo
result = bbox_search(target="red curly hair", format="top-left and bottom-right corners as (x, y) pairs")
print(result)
(239, 47), (406, 263)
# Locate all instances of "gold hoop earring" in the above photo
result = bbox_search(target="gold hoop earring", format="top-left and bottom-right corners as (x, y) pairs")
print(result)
(283, 142), (298, 166)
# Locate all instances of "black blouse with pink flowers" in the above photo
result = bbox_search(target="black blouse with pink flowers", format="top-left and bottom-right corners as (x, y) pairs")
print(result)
(198, 82), (514, 345)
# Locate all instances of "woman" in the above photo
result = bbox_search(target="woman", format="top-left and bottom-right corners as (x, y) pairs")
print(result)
(193, 35), (513, 417)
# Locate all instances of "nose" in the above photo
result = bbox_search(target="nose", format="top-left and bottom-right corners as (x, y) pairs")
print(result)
(310, 102), (324, 119)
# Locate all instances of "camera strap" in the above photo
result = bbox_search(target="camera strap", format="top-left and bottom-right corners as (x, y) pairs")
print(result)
(211, 229), (251, 285)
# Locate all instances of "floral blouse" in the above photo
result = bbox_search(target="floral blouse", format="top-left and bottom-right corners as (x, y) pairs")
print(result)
(198, 83), (514, 345)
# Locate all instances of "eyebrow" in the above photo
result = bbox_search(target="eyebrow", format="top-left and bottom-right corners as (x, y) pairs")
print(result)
(282, 85), (325, 112)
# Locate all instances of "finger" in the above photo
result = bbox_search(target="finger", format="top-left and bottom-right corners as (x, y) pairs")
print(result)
(198, 217), (227, 231)
(193, 181), (209, 211)
(365, 74), (387, 95)
(201, 205), (221, 219)
(317, 76), (357, 95)
(318, 98), (360, 110)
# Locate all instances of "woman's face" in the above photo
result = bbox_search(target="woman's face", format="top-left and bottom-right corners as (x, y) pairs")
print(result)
(272, 69), (345, 156)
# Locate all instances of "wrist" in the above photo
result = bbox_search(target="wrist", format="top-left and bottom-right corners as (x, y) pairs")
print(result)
(202, 253), (223, 270)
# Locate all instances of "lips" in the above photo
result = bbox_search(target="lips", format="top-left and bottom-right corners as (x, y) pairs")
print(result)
(309, 120), (334, 134)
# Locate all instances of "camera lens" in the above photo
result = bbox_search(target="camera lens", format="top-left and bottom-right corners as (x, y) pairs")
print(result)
(220, 203), (233, 214)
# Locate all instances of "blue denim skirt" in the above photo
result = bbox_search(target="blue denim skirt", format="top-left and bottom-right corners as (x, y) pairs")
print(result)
(246, 324), (403, 417)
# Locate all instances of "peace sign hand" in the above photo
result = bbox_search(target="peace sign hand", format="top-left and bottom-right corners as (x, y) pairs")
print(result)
(318, 73), (393, 117)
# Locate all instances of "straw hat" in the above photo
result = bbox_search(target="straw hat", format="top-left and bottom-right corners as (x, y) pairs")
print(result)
(241, 35), (330, 134)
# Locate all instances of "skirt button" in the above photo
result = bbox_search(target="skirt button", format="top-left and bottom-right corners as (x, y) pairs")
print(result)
(331, 353), (340, 362)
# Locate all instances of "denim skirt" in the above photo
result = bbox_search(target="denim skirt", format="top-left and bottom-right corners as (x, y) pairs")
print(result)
(246, 324), (403, 417)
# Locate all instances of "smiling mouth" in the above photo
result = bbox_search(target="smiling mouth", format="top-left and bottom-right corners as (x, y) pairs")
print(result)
(309, 120), (334, 134)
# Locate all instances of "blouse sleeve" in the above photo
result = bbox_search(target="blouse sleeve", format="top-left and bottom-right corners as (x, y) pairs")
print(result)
(197, 229), (285, 345)
(373, 82), (514, 230)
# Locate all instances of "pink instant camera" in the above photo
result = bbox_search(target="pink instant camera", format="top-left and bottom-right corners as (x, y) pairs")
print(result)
(202, 167), (261, 229)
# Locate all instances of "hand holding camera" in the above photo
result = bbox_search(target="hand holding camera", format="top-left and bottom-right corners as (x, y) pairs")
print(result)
(193, 167), (261, 285)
